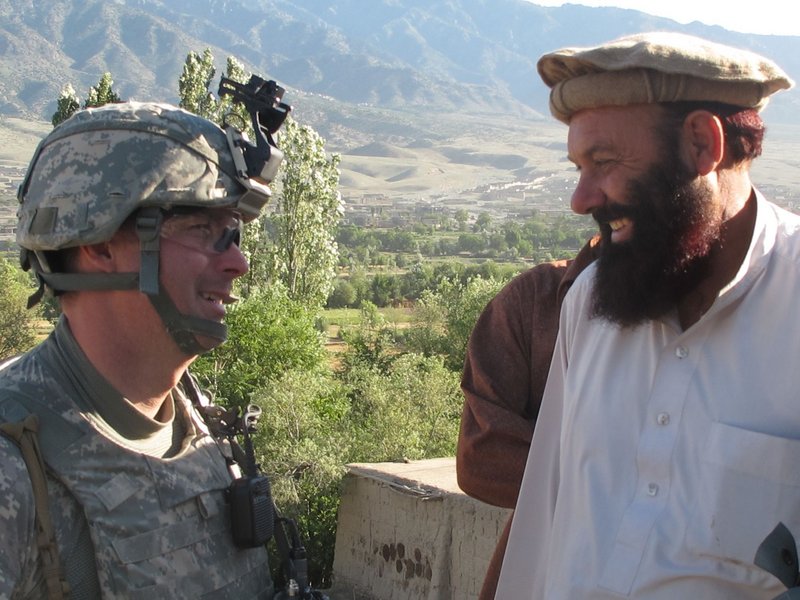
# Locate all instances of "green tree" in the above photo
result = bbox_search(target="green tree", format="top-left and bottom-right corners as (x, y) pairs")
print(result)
(454, 208), (469, 231)
(191, 284), (326, 408)
(178, 48), (219, 122)
(51, 73), (122, 126)
(474, 211), (492, 232)
(83, 73), (121, 109)
(178, 49), (341, 304)
(0, 257), (42, 361)
(178, 49), (253, 138)
(406, 275), (507, 371)
(267, 117), (342, 308)
(51, 83), (80, 126)
(327, 278), (357, 308)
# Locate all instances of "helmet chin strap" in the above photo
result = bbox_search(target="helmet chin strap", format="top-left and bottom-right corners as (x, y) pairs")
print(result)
(135, 207), (228, 356)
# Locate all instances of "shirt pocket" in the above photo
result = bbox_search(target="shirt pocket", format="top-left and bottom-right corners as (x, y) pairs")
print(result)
(684, 421), (800, 569)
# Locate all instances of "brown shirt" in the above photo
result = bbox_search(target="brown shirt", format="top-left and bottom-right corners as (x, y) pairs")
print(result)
(456, 238), (598, 599)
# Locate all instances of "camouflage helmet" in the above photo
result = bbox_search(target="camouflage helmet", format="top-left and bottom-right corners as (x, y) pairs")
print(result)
(17, 101), (272, 252)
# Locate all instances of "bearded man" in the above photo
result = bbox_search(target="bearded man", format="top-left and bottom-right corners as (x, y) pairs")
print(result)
(495, 32), (800, 599)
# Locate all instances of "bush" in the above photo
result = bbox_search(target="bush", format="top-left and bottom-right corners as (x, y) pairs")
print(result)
(249, 353), (462, 588)
(405, 275), (508, 370)
(251, 367), (350, 588)
(0, 257), (42, 361)
(192, 284), (326, 407)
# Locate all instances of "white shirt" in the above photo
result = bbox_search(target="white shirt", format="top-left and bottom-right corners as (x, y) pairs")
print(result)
(496, 192), (800, 599)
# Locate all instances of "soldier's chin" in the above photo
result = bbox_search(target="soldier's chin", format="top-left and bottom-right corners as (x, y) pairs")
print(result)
(194, 333), (226, 354)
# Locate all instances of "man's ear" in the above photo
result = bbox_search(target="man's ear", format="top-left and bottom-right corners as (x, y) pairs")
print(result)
(682, 110), (725, 176)
(75, 241), (116, 272)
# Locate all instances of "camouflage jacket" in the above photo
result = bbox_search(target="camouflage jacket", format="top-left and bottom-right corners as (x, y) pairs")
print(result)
(0, 321), (273, 599)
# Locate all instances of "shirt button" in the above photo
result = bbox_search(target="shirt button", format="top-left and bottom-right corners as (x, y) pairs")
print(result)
(675, 346), (689, 359)
(657, 412), (671, 426)
(647, 483), (659, 497)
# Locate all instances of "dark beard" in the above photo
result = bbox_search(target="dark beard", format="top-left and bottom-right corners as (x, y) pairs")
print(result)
(590, 153), (721, 328)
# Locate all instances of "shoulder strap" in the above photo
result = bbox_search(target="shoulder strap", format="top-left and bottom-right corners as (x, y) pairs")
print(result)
(0, 414), (70, 600)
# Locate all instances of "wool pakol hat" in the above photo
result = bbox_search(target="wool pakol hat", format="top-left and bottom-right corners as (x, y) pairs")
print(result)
(537, 31), (794, 123)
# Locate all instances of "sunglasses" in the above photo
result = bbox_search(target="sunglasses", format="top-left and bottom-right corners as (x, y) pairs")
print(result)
(159, 208), (243, 254)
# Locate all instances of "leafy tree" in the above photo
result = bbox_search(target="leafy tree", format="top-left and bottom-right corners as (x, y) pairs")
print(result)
(458, 232), (485, 254)
(406, 275), (508, 371)
(474, 211), (492, 232)
(0, 257), (42, 361)
(327, 278), (357, 308)
(191, 284), (326, 408)
(178, 48), (219, 122)
(178, 49), (252, 138)
(178, 49), (341, 305)
(51, 84), (80, 126)
(51, 73), (121, 126)
(266, 117), (342, 308)
(83, 73), (121, 109)
(454, 208), (469, 231)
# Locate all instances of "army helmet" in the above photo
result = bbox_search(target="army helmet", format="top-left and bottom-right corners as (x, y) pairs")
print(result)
(18, 101), (271, 251)
(16, 101), (279, 355)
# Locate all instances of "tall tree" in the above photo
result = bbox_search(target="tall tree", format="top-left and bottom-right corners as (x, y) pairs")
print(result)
(267, 117), (342, 308)
(51, 74), (122, 126)
(83, 73), (121, 108)
(51, 84), (80, 126)
(178, 48), (219, 122)
(177, 48), (342, 306)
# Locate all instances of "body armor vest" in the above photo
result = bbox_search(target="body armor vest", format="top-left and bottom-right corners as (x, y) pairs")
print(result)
(0, 384), (274, 599)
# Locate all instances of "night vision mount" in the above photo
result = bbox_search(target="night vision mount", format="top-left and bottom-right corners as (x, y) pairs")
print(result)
(218, 75), (292, 186)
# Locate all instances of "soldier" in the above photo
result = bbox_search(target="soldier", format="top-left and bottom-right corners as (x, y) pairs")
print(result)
(0, 100), (285, 598)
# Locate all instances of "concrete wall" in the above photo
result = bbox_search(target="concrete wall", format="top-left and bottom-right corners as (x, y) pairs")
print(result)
(329, 457), (511, 600)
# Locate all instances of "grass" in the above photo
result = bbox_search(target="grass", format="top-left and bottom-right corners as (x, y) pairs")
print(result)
(322, 306), (414, 327)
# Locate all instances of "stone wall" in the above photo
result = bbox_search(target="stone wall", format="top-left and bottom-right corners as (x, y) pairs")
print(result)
(329, 457), (511, 600)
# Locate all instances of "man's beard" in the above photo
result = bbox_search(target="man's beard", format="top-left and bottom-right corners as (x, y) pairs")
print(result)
(590, 152), (722, 328)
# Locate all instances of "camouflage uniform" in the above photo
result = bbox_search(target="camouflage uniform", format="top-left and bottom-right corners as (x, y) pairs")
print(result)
(1, 101), (286, 598)
(0, 320), (273, 598)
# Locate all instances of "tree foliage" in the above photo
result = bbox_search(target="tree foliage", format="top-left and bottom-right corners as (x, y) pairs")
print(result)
(0, 257), (42, 361)
(178, 48), (219, 122)
(51, 73), (122, 127)
(51, 84), (80, 127)
(177, 49), (341, 305)
(83, 73), (121, 109)
(177, 49), (252, 136)
(265, 118), (343, 308)
(250, 349), (461, 588)
(191, 284), (326, 408)
(406, 275), (508, 371)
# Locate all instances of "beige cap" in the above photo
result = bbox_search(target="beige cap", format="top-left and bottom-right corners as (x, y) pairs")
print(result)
(537, 31), (794, 123)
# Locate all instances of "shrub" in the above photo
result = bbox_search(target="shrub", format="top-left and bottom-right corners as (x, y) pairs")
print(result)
(0, 257), (42, 361)
(247, 352), (462, 588)
(192, 284), (326, 407)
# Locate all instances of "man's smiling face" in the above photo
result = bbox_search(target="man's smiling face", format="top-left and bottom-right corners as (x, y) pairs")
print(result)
(567, 104), (723, 327)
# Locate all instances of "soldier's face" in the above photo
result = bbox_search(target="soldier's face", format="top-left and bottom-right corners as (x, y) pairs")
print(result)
(106, 208), (249, 356)
(158, 208), (249, 351)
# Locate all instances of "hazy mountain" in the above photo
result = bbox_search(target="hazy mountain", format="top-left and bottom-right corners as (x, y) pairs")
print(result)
(1, 0), (799, 146)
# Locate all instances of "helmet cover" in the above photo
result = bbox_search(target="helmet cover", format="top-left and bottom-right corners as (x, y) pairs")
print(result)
(17, 102), (270, 252)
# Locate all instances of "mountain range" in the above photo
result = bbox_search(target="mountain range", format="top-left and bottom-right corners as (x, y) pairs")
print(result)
(2, 0), (800, 150)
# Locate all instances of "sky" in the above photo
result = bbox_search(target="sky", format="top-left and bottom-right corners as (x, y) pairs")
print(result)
(528, 1), (799, 37)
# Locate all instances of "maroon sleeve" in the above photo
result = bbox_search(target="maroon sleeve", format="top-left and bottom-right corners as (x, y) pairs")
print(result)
(456, 261), (568, 508)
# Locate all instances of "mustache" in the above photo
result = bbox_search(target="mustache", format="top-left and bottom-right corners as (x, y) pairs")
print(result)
(592, 203), (638, 227)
